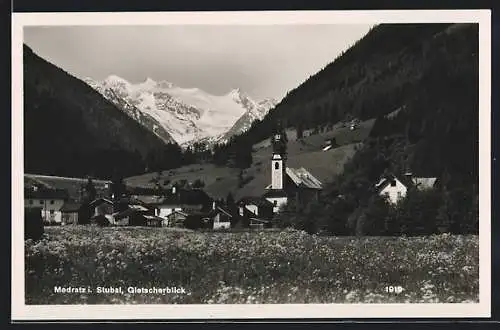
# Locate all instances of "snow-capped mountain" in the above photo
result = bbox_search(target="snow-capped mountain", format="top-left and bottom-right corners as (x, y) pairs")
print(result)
(84, 75), (277, 146)
(84, 77), (177, 145)
(220, 97), (278, 144)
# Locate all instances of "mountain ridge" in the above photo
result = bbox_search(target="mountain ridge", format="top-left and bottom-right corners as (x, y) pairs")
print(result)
(84, 75), (277, 146)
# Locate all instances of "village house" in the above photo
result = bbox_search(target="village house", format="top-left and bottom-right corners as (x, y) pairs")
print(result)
(204, 202), (233, 230)
(89, 198), (114, 216)
(183, 201), (233, 230)
(165, 210), (189, 228)
(261, 126), (323, 213)
(24, 179), (68, 225)
(111, 203), (153, 226)
(237, 196), (274, 221)
(375, 172), (438, 205)
(60, 201), (81, 225)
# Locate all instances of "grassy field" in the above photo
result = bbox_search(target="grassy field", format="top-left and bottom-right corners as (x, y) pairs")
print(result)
(25, 226), (478, 304)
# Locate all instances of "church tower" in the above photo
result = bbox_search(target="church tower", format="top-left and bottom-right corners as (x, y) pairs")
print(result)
(271, 121), (287, 190)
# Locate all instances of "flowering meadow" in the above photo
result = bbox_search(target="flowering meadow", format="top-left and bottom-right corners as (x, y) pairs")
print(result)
(25, 226), (479, 304)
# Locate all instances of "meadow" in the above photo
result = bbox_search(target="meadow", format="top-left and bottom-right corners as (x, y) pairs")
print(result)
(25, 226), (479, 304)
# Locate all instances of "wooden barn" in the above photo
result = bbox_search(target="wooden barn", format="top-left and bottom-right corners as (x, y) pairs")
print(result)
(60, 202), (81, 225)
(166, 210), (189, 228)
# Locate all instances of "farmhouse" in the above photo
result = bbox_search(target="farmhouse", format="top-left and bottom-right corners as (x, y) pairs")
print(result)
(237, 196), (274, 221)
(205, 205), (233, 230)
(60, 202), (81, 225)
(111, 203), (152, 226)
(262, 125), (323, 213)
(89, 198), (114, 216)
(165, 210), (188, 228)
(183, 201), (233, 230)
(24, 181), (68, 225)
(375, 172), (438, 205)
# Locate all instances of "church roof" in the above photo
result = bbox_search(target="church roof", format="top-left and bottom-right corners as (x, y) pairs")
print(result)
(264, 167), (322, 190)
(286, 167), (323, 190)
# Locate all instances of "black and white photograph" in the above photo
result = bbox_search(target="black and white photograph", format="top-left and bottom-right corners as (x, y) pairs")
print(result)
(12, 10), (491, 320)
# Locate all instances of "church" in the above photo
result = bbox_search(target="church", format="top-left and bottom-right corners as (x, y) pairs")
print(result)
(261, 123), (323, 213)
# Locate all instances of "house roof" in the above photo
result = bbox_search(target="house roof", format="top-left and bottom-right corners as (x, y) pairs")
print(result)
(166, 210), (189, 218)
(144, 215), (164, 221)
(60, 202), (82, 212)
(129, 204), (149, 212)
(193, 206), (234, 219)
(131, 188), (212, 206)
(89, 198), (114, 206)
(216, 206), (233, 218)
(238, 196), (274, 208)
(24, 186), (69, 199)
(113, 208), (136, 219)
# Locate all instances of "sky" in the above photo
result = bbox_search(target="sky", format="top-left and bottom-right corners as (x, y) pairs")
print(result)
(24, 24), (372, 101)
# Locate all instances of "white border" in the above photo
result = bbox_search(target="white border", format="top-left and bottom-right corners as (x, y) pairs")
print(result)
(12, 10), (491, 320)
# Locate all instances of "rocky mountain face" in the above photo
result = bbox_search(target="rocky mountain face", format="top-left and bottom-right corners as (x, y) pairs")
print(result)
(85, 76), (277, 146)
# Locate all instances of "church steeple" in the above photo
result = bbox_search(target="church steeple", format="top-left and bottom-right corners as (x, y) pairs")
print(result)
(271, 120), (287, 159)
(271, 120), (287, 190)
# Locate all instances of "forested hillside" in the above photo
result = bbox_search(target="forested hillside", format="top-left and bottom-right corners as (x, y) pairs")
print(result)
(216, 23), (479, 236)
(23, 45), (186, 179)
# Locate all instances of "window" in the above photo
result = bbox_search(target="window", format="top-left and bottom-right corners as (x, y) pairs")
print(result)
(49, 209), (55, 221)
(39, 200), (44, 205)
(397, 192), (402, 199)
(273, 200), (278, 206)
(29, 200), (33, 205)
(390, 180), (396, 187)
(50, 200), (54, 205)
(275, 162), (280, 170)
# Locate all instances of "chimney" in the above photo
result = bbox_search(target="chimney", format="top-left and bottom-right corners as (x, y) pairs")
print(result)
(212, 200), (216, 210)
(172, 186), (176, 195)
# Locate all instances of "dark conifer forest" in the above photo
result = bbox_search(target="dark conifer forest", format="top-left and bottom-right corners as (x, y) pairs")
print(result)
(216, 23), (479, 235)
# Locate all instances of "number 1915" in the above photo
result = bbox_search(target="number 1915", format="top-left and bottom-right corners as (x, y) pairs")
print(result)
(385, 286), (403, 294)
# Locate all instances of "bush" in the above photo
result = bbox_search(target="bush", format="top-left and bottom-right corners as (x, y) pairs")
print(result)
(24, 207), (44, 241)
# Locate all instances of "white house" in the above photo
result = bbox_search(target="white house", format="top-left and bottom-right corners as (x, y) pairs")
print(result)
(375, 173), (438, 205)
(24, 185), (68, 225)
(212, 207), (232, 230)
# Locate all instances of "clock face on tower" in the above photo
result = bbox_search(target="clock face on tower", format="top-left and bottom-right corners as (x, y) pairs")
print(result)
(275, 134), (281, 140)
